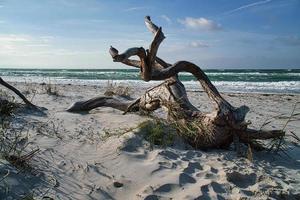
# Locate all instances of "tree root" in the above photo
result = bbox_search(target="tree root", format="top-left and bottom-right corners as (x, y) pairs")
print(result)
(68, 16), (285, 149)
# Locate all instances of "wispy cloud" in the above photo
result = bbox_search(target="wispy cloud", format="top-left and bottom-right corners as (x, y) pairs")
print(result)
(0, 34), (55, 56)
(0, 35), (54, 43)
(189, 41), (209, 48)
(124, 6), (147, 12)
(161, 15), (172, 24)
(0, 35), (30, 42)
(225, 0), (272, 14)
(178, 17), (222, 31)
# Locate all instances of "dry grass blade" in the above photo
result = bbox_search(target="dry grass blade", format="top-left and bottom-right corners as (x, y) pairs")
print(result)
(282, 102), (299, 131)
(246, 144), (253, 162)
(153, 100), (215, 148)
(104, 81), (132, 98)
(267, 102), (300, 154)
(43, 79), (60, 96)
(4, 148), (40, 170)
(0, 169), (10, 182)
(288, 131), (300, 143)
(259, 113), (285, 130)
(0, 91), (18, 118)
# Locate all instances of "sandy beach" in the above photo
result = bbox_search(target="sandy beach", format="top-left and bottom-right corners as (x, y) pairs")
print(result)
(1, 0), (299, 199)
(0, 81), (300, 200)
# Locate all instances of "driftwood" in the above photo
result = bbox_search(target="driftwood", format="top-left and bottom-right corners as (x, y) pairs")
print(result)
(68, 16), (284, 149)
(0, 77), (36, 108)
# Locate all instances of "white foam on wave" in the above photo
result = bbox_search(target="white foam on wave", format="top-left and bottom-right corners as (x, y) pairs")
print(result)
(2, 76), (300, 94)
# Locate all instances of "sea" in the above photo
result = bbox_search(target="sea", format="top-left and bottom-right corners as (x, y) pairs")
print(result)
(0, 68), (299, 94)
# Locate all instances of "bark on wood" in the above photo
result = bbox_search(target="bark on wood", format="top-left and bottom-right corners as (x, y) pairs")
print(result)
(67, 96), (139, 113)
(68, 16), (284, 149)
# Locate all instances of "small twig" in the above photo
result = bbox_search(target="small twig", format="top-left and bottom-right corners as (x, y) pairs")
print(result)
(0, 169), (10, 183)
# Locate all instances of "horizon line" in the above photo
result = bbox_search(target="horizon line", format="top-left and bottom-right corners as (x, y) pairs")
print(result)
(0, 67), (299, 70)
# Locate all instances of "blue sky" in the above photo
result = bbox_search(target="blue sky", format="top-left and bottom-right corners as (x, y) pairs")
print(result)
(0, 0), (299, 69)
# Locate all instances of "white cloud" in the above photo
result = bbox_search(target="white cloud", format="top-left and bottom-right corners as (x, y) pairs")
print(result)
(225, 0), (272, 14)
(161, 15), (171, 24)
(124, 6), (147, 12)
(178, 17), (222, 31)
(0, 34), (106, 68)
(0, 34), (54, 56)
(189, 41), (209, 48)
(0, 35), (30, 42)
(0, 34), (54, 46)
(24, 44), (51, 47)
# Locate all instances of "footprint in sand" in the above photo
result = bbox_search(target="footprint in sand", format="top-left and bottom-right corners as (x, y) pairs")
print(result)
(226, 171), (257, 188)
(181, 151), (203, 161)
(210, 181), (226, 193)
(195, 164), (213, 178)
(144, 194), (172, 200)
(183, 162), (203, 174)
(154, 183), (180, 193)
(198, 185), (210, 200)
(179, 172), (196, 186)
(158, 150), (179, 160)
(151, 161), (177, 175)
(195, 182), (227, 200)
(211, 167), (218, 174)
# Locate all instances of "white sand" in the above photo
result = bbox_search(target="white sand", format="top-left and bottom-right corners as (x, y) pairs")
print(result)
(1, 82), (300, 200)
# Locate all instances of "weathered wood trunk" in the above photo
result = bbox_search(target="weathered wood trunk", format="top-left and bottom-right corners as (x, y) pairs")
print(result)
(0, 77), (36, 108)
(68, 16), (284, 149)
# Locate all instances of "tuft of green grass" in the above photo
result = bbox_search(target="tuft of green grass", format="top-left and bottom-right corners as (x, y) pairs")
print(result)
(137, 120), (175, 148)
(0, 111), (37, 171)
(0, 116), (41, 199)
(0, 90), (18, 119)
(0, 99), (17, 118)
(160, 101), (215, 148)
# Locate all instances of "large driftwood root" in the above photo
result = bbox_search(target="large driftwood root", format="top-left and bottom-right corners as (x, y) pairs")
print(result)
(68, 16), (284, 149)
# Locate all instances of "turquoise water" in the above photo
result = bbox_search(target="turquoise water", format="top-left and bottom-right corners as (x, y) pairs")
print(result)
(0, 68), (299, 82)
(0, 68), (299, 93)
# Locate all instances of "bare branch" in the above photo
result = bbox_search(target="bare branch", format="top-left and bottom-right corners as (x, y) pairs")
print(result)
(121, 59), (141, 68)
(0, 77), (36, 108)
(150, 61), (233, 110)
(145, 16), (159, 34)
(109, 47), (146, 62)
(239, 129), (284, 141)
(155, 56), (172, 68)
(108, 47), (167, 70)
(67, 96), (138, 113)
